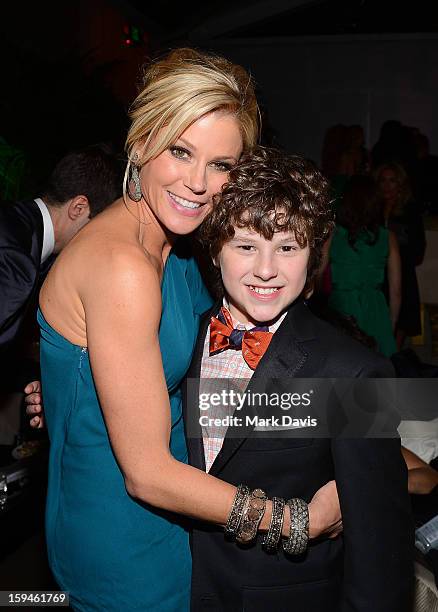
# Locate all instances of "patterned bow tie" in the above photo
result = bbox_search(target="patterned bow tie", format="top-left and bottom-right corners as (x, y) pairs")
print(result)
(209, 306), (273, 370)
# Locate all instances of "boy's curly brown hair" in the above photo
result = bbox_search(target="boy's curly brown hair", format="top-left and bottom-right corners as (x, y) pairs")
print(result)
(199, 146), (334, 294)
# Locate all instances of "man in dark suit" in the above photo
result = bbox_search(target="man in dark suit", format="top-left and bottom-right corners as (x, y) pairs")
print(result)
(184, 148), (414, 611)
(0, 144), (122, 390)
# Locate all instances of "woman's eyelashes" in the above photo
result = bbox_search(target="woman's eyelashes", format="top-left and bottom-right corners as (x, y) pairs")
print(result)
(168, 146), (233, 172)
(211, 161), (233, 172)
(169, 145), (190, 160)
(236, 244), (301, 256)
(279, 245), (299, 253)
(234, 244), (299, 253)
(236, 244), (255, 251)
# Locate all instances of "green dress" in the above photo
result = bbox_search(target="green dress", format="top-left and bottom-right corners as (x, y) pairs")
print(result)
(38, 249), (212, 611)
(329, 225), (397, 357)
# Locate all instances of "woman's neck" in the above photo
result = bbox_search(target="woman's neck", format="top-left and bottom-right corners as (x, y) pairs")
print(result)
(122, 197), (176, 263)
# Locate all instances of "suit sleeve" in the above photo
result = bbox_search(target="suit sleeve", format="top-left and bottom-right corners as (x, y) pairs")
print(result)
(331, 359), (414, 612)
(0, 246), (37, 336)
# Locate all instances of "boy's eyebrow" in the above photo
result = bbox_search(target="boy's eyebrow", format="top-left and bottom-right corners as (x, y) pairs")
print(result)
(276, 234), (298, 242)
(230, 233), (298, 242)
(177, 137), (238, 161)
(229, 235), (257, 242)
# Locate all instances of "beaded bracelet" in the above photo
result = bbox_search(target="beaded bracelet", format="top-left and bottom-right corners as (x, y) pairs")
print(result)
(283, 498), (309, 555)
(262, 496), (285, 552)
(225, 485), (250, 538)
(236, 488), (267, 544)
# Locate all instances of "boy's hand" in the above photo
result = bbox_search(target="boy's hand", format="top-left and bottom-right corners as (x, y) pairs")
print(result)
(308, 480), (342, 539)
(408, 466), (438, 495)
(24, 381), (45, 429)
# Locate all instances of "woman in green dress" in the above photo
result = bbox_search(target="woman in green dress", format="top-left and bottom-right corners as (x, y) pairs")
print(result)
(328, 175), (401, 357)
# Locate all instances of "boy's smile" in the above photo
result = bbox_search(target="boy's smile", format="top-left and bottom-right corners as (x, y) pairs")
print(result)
(216, 229), (310, 327)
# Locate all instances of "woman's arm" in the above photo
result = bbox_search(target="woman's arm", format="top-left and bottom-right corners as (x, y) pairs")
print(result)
(80, 248), (338, 538)
(387, 230), (401, 331)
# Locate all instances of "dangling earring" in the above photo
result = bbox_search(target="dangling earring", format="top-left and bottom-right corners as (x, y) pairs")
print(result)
(129, 155), (142, 202)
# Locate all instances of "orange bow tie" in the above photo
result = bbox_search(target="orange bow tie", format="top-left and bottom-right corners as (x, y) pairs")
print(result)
(209, 307), (273, 370)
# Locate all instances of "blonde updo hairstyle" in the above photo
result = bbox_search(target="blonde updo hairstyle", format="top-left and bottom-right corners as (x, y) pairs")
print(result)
(124, 48), (260, 197)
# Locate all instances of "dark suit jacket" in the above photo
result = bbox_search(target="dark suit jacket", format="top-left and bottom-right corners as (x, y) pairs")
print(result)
(184, 299), (414, 612)
(0, 199), (47, 386)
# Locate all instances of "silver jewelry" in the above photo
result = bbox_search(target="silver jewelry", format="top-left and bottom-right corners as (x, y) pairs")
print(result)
(283, 498), (309, 555)
(225, 485), (250, 538)
(262, 497), (285, 552)
(129, 154), (142, 202)
(236, 488), (267, 544)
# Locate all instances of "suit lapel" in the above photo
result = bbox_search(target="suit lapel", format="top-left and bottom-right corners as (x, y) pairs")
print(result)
(209, 300), (316, 477)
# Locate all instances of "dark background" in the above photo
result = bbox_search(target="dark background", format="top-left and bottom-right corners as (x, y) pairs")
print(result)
(1, 0), (438, 197)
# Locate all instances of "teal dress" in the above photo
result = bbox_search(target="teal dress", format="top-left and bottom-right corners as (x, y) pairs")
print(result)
(329, 225), (397, 357)
(38, 250), (212, 612)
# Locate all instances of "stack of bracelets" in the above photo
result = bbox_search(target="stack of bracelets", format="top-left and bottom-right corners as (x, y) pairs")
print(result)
(225, 485), (309, 555)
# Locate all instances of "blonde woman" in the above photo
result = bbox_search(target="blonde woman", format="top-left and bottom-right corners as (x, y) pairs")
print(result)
(30, 49), (340, 611)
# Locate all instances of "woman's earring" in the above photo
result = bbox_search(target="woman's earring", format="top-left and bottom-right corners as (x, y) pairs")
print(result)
(129, 155), (142, 202)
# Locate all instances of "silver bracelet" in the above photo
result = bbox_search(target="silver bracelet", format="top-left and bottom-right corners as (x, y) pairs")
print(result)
(225, 484), (250, 537)
(236, 488), (267, 544)
(262, 497), (285, 552)
(283, 498), (309, 555)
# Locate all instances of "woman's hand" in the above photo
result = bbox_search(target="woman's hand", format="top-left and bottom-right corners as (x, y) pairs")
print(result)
(308, 480), (342, 539)
(24, 380), (45, 429)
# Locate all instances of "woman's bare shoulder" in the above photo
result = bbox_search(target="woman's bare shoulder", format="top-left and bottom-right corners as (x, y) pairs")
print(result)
(86, 253), (160, 327)
(59, 207), (160, 283)
(78, 234), (161, 301)
(40, 210), (162, 343)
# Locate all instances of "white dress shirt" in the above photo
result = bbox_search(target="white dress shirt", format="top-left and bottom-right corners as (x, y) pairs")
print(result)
(34, 198), (55, 264)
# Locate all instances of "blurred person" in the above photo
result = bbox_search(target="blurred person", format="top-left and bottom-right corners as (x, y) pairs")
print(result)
(0, 143), (122, 390)
(326, 175), (401, 357)
(319, 124), (351, 299)
(345, 124), (370, 175)
(374, 162), (426, 348)
(321, 124), (349, 181)
(371, 120), (417, 173)
(320, 124), (354, 203)
(415, 132), (438, 214)
(321, 124), (368, 189)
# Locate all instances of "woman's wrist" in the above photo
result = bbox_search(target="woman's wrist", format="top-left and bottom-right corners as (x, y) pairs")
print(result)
(259, 499), (272, 531)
